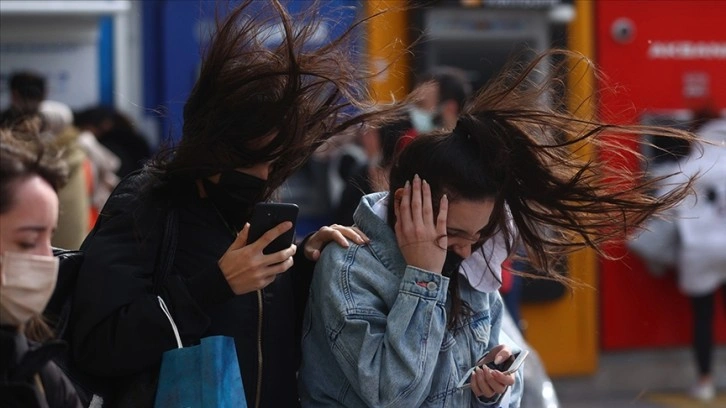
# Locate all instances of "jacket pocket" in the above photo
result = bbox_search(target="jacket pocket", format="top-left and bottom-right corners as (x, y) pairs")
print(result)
(470, 313), (492, 345)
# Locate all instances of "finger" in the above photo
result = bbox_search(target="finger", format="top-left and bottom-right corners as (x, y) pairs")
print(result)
(469, 367), (484, 396)
(485, 369), (509, 394)
(422, 179), (434, 226)
(333, 225), (366, 245)
(269, 244), (297, 265)
(472, 367), (495, 398)
(436, 194), (448, 238)
(411, 174), (422, 223)
(493, 348), (512, 365)
(265, 255), (295, 278)
(399, 180), (412, 224)
(229, 223), (250, 250)
(252, 221), (293, 248)
(491, 371), (516, 387)
(308, 249), (321, 261)
(349, 226), (370, 243)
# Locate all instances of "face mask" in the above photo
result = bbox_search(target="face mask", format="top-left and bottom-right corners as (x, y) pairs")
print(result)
(410, 107), (436, 134)
(202, 170), (267, 230)
(0, 251), (59, 327)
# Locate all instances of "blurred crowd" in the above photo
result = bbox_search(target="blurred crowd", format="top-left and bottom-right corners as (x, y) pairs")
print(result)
(0, 71), (152, 249)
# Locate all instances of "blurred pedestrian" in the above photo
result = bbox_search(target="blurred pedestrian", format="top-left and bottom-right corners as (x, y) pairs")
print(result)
(299, 49), (695, 407)
(675, 109), (726, 401)
(334, 66), (472, 225)
(0, 71), (46, 128)
(74, 106), (151, 178)
(38, 100), (92, 250)
(0, 123), (82, 408)
(69, 1), (401, 407)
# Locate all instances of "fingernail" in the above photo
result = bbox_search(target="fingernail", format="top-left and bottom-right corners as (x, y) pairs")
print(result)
(494, 355), (504, 364)
(414, 174), (420, 180)
(422, 179), (428, 185)
(405, 180), (410, 188)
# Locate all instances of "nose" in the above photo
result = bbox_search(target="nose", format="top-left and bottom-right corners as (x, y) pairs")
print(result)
(247, 162), (272, 180)
(451, 243), (472, 260)
(39, 237), (53, 257)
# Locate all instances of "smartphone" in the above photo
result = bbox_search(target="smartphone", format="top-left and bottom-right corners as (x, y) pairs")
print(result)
(456, 350), (530, 389)
(247, 203), (299, 254)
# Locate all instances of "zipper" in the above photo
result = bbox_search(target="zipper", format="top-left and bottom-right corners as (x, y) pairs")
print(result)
(255, 289), (263, 408)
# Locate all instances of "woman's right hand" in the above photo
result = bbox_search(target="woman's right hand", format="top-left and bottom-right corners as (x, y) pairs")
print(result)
(393, 174), (448, 274)
(218, 222), (297, 295)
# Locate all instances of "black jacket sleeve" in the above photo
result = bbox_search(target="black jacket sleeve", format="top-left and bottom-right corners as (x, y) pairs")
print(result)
(70, 178), (234, 377)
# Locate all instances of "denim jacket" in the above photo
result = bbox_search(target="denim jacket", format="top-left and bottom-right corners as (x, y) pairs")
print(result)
(299, 193), (523, 407)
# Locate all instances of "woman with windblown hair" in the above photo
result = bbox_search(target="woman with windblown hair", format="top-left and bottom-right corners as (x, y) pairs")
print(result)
(69, 1), (399, 407)
(299, 50), (695, 407)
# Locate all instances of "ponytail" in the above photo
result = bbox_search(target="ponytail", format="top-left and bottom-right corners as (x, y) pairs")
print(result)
(389, 48), (696, 289)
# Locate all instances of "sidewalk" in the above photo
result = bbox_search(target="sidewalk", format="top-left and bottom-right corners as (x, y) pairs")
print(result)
(552, 346), (726, 408)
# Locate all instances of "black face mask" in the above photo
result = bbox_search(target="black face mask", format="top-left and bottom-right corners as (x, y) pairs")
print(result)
(442, 250), (464, 276)
(202, 170), (267, 231)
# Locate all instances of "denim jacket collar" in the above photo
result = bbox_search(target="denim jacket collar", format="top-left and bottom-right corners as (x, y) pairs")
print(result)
(352, 192), (409, 277)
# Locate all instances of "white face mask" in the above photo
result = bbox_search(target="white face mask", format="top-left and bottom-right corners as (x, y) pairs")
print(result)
(409, 107), (436, 134)
(0, 251), (59, 327)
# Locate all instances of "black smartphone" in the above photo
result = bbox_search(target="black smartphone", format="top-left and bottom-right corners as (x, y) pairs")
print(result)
(247, 203), (299, 254)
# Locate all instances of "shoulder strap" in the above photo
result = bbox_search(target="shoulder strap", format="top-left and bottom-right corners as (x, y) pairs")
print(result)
(152, 208), (179, 294)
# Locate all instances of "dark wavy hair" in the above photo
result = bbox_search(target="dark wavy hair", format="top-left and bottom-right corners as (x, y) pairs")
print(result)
(148, 0), (401, 198)
(386, 49), (696, 328)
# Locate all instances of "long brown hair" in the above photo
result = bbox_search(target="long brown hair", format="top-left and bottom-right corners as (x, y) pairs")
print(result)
(387, 49), (696, 328)
(149, 0), (403, 198)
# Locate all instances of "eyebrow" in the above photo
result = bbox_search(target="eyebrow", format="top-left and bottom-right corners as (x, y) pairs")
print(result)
(15, 225), (49, 233)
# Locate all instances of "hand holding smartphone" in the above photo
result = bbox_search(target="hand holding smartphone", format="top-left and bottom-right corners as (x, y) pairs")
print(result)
(247, 203), (299, 254)
(456, 350), (529, 390)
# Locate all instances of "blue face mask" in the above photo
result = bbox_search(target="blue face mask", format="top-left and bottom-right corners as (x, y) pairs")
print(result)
(409, 107), (436, 134)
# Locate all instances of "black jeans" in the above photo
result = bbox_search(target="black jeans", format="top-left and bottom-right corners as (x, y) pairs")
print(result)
(690, 284), (726, 376)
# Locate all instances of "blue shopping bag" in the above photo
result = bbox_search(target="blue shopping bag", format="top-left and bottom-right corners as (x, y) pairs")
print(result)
(154, 297), (247, 408)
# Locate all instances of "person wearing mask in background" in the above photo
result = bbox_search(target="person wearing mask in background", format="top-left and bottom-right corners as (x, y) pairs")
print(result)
(299, 50), (695, 407)
(0, 124), (82, 408)
(0, 71), (47, 129)
(69, 2), (404, 407)
(334, 66), (472, 226)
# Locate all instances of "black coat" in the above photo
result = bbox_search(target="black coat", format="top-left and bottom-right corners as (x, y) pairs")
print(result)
(70, 172), (314, 407)
(0, 328), (83, 408)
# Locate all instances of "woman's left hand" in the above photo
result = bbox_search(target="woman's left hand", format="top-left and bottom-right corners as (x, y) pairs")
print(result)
(470, 345), (516, 400)
(304, 224), (370, 261)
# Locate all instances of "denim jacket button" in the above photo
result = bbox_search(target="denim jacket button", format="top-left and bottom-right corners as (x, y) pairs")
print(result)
(427, 281), (438, 291)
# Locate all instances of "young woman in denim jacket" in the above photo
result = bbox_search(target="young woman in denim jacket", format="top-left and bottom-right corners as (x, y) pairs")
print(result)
(299, 50), (695, 407)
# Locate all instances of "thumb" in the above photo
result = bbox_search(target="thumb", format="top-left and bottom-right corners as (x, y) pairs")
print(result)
(228, 223), (250, 251)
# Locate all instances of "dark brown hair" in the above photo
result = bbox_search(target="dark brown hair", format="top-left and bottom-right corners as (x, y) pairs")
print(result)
(149, 0), (402, 198)
(387, 49), (695, 328)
